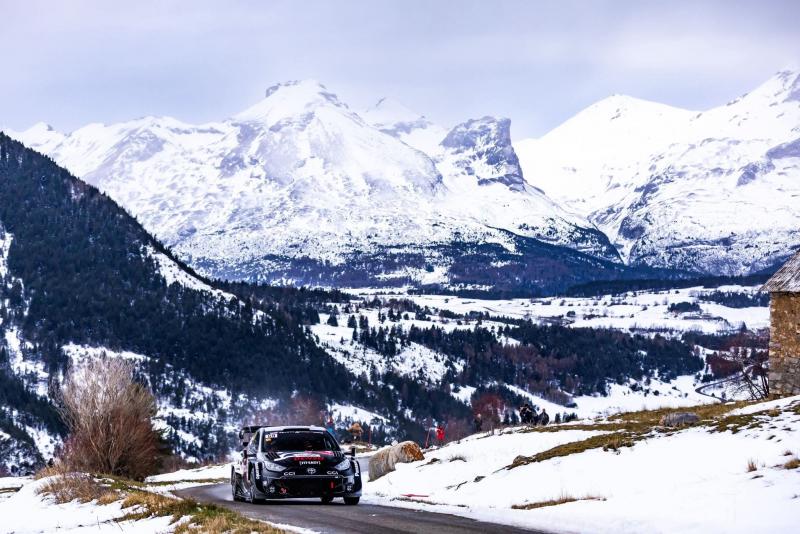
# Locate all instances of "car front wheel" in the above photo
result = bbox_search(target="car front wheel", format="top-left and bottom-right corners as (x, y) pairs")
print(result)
(231, 469), (243, 501)
(247, 468), (262, 504)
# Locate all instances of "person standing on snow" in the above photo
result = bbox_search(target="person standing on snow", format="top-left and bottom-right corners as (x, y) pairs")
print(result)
(473, 413), (483, 433)
(325, 415), (335, 436)
(539, 409), (550, 426)
(435, 425), (445, 445)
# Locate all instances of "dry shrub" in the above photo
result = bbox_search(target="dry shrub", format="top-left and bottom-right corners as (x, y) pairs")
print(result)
(38, 471), (282, 533)
(38, 473), (115, 504)
(746, 458), (758, 472)
(784, 457), (800, 470)
(120, 491), (283, 534)
(58, 357), (160, 480)
(513, 492), (605, 510)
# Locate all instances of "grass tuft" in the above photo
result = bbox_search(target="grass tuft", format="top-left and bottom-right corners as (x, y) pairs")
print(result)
(508, 431), (637, 469)
(120, 491), (283, 533)
(38, 473), (109, 504)
(506, 400), (787, 470)
(512, 492), (605, 510)
(746, 459), (758, 472)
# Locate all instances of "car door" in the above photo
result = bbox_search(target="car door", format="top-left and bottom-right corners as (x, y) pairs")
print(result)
(244, 429), (259, 482)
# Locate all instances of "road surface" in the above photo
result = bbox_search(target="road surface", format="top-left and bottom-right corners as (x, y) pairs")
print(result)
(176, 482), (544, 534)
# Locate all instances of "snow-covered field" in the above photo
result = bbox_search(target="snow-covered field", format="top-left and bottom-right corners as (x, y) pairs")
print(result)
(144, 463), (230, 484)
(360, 284), (769, 334)
(507, 375), (712, 420)
(364, 395), (800, 533)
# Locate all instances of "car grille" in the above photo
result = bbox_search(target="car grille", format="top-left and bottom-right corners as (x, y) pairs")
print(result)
(274, 477), (343, 497)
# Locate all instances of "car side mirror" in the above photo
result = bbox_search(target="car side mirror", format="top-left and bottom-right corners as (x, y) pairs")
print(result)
(350, 446), (356, 458)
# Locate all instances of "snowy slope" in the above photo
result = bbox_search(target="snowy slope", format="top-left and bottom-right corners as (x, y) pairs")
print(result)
(516, 70), (800, 275)
(362, 97), (449, 154)
(7, 81), (617, 287)
(365, 395), (800, 534)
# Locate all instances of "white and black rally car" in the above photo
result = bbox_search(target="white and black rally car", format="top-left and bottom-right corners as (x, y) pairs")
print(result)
(231, 425), (362, 504)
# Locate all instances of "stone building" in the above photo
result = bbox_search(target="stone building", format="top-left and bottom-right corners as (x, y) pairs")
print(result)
(762, 249), (800, 396)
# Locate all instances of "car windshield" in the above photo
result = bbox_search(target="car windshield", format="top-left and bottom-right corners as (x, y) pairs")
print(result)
(262, 431), (338, 452)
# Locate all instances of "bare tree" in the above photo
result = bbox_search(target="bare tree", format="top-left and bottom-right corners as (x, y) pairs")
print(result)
(58, 356), (160, 480)
(704, 347), (770, 401)
(729, 347), (770, 400)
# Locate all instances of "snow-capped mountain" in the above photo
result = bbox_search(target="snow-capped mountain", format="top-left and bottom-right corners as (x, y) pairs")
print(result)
(362, 97), (449, 154)
(516, 70), (800, 275)
(7, 80), (619, 289)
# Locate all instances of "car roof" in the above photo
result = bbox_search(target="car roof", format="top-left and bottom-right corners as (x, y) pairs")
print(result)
(259, 425), (327, 433)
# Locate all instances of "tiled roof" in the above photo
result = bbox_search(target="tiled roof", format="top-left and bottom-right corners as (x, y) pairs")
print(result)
(762, 249), (800, 292)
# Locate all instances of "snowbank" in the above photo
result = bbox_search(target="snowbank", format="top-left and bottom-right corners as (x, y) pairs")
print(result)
(145, 463), (230, 483)
(364, 396), (800, 533)
(0, 477), (175, 533)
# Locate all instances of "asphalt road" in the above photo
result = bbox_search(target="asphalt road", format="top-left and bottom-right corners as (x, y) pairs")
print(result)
(176, 482), (544, 534)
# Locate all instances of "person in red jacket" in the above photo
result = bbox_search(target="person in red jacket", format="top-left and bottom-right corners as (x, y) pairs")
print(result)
(435, 425), (445, 445)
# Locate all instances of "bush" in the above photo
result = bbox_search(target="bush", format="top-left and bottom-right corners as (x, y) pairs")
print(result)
(58, 357), (161, 480)
(38, 472), (113, 504)
(668, 301), (701, 314)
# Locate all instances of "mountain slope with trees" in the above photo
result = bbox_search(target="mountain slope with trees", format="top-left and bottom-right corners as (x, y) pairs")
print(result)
(0, 134), (469, 472)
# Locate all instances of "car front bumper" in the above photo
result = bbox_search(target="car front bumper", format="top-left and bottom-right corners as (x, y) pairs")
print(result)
(254, 469), (362, 499)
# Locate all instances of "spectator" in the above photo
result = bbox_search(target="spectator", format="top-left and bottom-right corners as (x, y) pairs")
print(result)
(348, 422), (363, 442)
(473, 413), (483, 433)
(519, 404), (529, 424)
(539, 409), (550, 426)
(325, 415), (335, 435)
(435, 425), (445, 445)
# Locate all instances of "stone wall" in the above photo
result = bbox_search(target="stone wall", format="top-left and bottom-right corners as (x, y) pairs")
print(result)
(769, 292), (800, 396)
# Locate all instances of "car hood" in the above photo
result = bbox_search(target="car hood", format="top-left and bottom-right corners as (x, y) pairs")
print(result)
(263, 450), (346, 468)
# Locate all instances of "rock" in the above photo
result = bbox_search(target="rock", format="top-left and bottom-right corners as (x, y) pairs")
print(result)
(368, 441), (425, 481)
(659, 412), (700, 427)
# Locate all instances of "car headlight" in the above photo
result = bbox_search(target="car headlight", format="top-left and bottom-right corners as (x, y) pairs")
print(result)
(334, 458), (352, 471)
(262, 460), (285, 472)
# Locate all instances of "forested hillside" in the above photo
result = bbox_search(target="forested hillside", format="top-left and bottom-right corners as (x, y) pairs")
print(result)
(0, 134), (468, 472)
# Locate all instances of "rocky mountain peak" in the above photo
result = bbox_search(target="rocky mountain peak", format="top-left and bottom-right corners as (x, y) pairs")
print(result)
(441, 116), (525, 191)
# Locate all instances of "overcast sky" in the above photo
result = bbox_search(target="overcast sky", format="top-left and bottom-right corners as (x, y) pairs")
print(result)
(1, 0), (798, 139)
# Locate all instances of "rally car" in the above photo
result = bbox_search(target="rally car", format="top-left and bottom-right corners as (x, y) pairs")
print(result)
(231, 425), (362, 504)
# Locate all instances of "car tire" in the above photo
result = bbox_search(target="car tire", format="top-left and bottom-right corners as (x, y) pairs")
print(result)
(344, 496), (360, 505)
(231, 469), (243, 502)
(320, 495), (334, 504)
(247, 468), (263, 504)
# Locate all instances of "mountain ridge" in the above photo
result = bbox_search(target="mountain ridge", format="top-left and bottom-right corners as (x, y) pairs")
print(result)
(6, 81), (623, 291)
(515, 69), (800, 275)
(8, 70), (798, 281)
